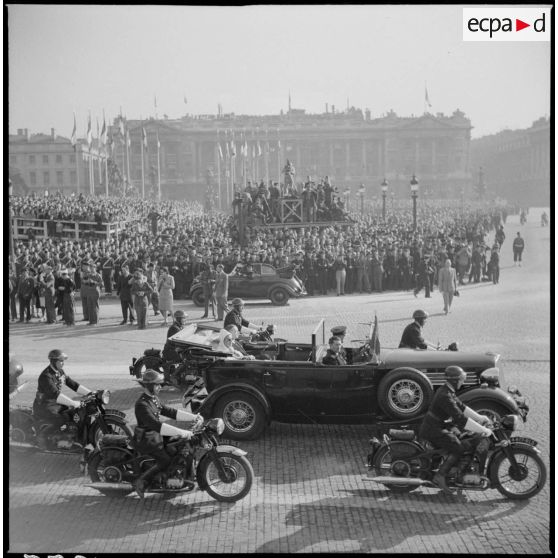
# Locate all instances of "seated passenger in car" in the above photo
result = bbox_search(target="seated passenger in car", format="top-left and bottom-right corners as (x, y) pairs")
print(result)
(322, 335), (347, 365)
(216, 329), (255, 360)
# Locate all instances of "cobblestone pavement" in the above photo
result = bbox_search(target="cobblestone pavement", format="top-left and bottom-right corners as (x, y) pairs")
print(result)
(8, 211), (552, 554)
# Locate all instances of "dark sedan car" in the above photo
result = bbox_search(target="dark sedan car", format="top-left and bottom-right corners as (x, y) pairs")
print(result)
(181, 319), (529, 440)
(189, 263), (306, 306)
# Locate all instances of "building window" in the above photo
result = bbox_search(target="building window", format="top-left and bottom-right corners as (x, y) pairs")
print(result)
(43, 155), (49, 164)
(29, 155), (36, 165)
(57, 171), (64, 186)
(30, 172), (36, 186)
(43, 171), (50, 186)
(10, 155), (17, 165)
(56, 154), (63, 164)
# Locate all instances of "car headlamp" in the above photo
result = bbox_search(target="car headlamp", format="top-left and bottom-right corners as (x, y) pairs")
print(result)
(480, 367), (500, 384)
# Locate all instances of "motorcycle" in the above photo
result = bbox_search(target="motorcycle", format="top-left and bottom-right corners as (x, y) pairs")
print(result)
(364, 414), (546, 500)
(86, 417), (254, 502)
(129, 324), (287, 387)
(9, 386), (131, 466)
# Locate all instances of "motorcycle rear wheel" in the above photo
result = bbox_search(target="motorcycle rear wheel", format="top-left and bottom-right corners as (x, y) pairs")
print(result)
(372, 444), (428, 493)
(88, 450), (133, 497)
(198, 453), (254, 502)
(92, 418), (133, 446)
(491, 448), (547, 500)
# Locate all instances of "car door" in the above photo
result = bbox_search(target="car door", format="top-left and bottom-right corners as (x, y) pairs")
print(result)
(314, 363), (380, 421)
(261, 360), (325, 421)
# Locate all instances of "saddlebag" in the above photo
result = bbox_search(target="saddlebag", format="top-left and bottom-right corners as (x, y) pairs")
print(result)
(144, 348), (161, 357)
(100, 434), (129, 448)
(388, 429), (416, 441)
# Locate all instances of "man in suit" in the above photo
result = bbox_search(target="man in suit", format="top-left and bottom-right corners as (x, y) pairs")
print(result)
(322, 336), (347, 365)
(214, 264), (230, 321)
(437, 259), (458, 315)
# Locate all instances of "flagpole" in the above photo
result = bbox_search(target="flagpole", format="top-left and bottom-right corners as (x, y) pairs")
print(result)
(265, 130), (270, 186)
(75, 147), (80, 195)
(126, 131), (131, 191)
(216, 133), (222, 211)
(157, 131), (161, 200)
(277, 130), (281, 193)
(141, 134), (145, 199)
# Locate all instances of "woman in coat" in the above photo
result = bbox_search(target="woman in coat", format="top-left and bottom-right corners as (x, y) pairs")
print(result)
(157, 267), (175, 326)
(437, 259), (458, 315)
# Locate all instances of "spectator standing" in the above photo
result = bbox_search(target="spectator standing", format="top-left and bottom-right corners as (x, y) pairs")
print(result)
(157, 267), (175, 326)
(489, 248), (500, 284)
(214, 263), (229, 321)
(131, 270), (153, 329)
(55, 268), (76, 326)
(414, 255), (433, 299)
(42, 265), (57, 324)
(116, 265), (136, 324)
(495, 225), (506, 248)
(369, 250), (384, 293)
(469, 246), (483, 283)
(145, 262), (160, 315)
(17, 269), (35, 322)
(512, 232), (525, 266)
(200, 262), (217, 319)
(100, 251), (114, 295)
(79, 262), (91, 322)
(9, 268), (18, 321)
(437, 259), (458, 315)
(82, 261), (103, 325)
(456, 244), (471, 286)
(332, 253), (347, 296)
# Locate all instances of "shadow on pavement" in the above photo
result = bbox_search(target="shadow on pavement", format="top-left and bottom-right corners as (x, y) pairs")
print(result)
(255, 495), (529, 553)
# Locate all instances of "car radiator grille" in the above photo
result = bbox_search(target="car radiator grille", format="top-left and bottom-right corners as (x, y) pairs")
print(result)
(425, 371), (479, 386)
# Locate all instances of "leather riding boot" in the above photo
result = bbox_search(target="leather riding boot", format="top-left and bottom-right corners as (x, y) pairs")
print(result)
(432, 454), (459, 495)
(135, 465), (160, 499)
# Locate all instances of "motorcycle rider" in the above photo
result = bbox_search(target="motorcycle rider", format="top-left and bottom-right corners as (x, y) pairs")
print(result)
(399, 309), (438, 350)
(223, 298), (262, 335)
(32, 349), (94, 449)
(133, 369), (204, 498)
(161, 310), (189, 364)
(419, 365), (492, 494)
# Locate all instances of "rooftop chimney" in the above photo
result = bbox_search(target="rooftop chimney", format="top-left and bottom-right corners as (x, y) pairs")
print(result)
(51, 128), (56, 139)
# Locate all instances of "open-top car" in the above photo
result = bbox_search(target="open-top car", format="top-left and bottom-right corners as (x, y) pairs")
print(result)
(189, 263), (306, 306)
(176, 318), (529, 440)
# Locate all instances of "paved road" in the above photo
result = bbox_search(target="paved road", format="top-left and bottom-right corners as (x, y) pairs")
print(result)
(8, 210), (551, 554)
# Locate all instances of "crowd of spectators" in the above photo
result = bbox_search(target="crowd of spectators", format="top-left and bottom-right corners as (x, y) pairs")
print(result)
(9, 190), (515, 325)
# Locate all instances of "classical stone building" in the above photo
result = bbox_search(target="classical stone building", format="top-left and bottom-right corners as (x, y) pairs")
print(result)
(116, 107), (473, 204)
(470, 117), (550, 205)
(8, 128), (107, 196)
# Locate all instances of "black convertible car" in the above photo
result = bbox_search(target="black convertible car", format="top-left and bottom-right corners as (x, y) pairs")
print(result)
(178, 319), (529, 440)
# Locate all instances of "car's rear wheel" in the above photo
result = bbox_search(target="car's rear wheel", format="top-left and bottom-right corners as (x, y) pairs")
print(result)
(377, 369), (433, 420)
(270, 287), (289, 306)
(191, 289), (205, 307)
(214, 392), (267, 440)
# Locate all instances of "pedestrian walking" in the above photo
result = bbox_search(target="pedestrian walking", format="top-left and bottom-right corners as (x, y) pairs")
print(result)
(157, 267), (175, 326)
(200, 262), (217, 319)
(214, 263), (229, 321)
(413, 255), (433, 298)
(512, 232), (525, 266)
(332, 254), (347, 296)
(437, 259), (458, 315)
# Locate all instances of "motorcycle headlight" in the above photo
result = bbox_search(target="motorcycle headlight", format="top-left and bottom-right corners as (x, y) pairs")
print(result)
(501, 414), (522, 432)
(101, 390), (110, 405)
(207, 417), (225, 435)
(480, 367), (500, 384)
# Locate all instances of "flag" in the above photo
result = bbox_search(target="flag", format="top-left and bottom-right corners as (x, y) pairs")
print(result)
(370, 314), (381, 362)
(244, 139), (248, 157)
(142, 127), (148, 151)
(425, 86), (432, 108)
(252, 144), (256, 158)
(96, 118), (100, 145)
(154, 95), (157, 108)
(107, 128), (114, 153)
(184, 94), (188, 105)
(257, 141), (262, 157)
(118, 117), (125, 144)
(225, 142), (230, 158)
(277, 139), (281, 149)
(230, 139), (236, 157)
(100, 115), (107, 147)
(218, 143), (223, 160)
(70, 113), (77, 151)
(126, 129), (131, 147)
(156, 132), (161, 150)
(86, 113), (92, 149)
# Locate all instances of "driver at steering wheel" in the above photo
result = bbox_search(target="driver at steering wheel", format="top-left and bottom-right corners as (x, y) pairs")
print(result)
(399, 309), (438, 350)
(133, 369), (203, 498)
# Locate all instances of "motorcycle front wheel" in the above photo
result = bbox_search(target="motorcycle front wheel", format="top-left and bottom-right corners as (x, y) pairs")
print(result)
(491, 448), (547, 500)
(372, 444), (428, 493)
(198, 452), (254, 502)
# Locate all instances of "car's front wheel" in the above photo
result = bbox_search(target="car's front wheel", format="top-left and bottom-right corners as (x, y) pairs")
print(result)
(377, 369), (433, 420)
(214, 392), (267, 440)
(467, 401), (509, 422)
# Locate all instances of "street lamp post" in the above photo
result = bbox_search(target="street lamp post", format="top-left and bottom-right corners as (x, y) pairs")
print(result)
(358, 184), (365, 214)
(381, 178), (388, 221)
(9, 179), (15, 273)
(410, 174), (419, 230)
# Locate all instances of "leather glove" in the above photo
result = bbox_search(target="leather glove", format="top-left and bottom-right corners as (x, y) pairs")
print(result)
(181, 429), (194, 440)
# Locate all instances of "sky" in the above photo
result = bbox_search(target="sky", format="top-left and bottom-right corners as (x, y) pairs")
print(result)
(7, 4), (551, 139)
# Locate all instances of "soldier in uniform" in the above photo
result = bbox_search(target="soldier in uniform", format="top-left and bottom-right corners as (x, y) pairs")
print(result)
(132, 369), (203, 498)
(399, 309), (437, 350)
(223, 298), (261, 334)
(32, 349), (94, 449)
(82, 260), (103, 325)
(100, 251), (114, 295)
(131, 269), (154, 329)
(419, 366), (492, 494)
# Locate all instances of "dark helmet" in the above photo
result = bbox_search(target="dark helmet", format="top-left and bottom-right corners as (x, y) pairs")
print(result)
(445, 365), (466, 382)
(266, 324), (276, 334)
(231, 298), (244, 307)
(48, 349), (68, 361)
(174, 310), (187, 320)
(412, 309), (429, 320)
(138, 369), (165, 385)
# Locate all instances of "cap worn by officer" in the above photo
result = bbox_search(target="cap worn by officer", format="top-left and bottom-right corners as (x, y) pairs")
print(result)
(48, 349), (68, 361)
(136, 369), (165, 384)
(330, 326), (347, 337)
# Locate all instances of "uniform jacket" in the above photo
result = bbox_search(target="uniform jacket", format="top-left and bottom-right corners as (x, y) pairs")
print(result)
(420, 382), (468, 435)
(224, 309), (250, 330)
(34, 365), (80, 407)
(398, 321), (427, 349)
(135, 393), (178, 433)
